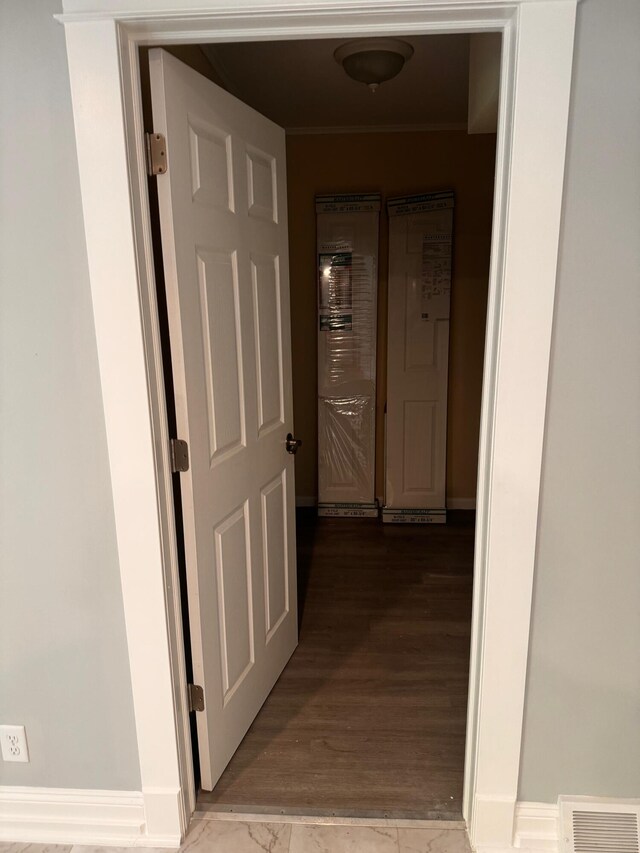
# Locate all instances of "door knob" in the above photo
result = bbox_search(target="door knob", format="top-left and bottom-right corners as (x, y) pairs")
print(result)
(286, 433), (302, 455)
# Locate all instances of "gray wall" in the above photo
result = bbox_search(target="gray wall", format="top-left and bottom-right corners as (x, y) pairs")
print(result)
(0, 0), (140, 789)
(519, 0), (640, 802)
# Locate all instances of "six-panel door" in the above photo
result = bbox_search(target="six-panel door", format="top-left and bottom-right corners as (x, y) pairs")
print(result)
(150, 49), (298, 790)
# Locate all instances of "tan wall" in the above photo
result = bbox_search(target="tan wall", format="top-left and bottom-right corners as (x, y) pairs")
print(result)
(286, 130), (496, 501)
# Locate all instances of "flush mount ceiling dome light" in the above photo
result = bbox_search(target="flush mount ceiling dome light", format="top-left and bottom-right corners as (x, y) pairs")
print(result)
(334, 38), (414, 93)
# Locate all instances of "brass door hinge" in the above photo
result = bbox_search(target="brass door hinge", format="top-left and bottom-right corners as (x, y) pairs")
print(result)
(188, 684), (205, 712)
(170, 438), (189, 473)
(145, 132), (167, 176)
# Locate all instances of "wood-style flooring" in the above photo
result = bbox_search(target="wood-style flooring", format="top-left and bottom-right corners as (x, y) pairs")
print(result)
(198, 510), (474, 819)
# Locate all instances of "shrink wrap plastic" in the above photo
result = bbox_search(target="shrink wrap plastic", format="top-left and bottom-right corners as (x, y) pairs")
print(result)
(318, 394), (374, 500)
(383, 190), (455, 524)
(316, 194), (380, 515)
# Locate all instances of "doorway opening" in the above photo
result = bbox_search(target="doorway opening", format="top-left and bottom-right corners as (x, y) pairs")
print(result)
(64, 1), (577, 842)
(140, 33), (497, 821)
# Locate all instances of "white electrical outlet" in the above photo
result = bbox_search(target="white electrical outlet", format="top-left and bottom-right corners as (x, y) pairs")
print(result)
(0, 725), (29, 763)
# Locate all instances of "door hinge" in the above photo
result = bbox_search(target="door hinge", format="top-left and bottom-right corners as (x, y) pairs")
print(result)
(188, 683), (205, 712)
(145, 132), (167, 176)
(170, 438), (189, 473)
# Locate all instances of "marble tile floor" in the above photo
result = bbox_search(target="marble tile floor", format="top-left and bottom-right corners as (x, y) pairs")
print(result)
(0, 815), (471, 853)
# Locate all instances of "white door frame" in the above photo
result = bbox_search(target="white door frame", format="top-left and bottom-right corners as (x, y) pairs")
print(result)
(60, 1), (577, 848)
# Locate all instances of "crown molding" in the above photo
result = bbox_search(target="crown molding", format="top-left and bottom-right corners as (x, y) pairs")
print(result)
(59, 0), (578, 20)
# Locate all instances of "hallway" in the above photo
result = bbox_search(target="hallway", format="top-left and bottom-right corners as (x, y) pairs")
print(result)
(198, 511), (474, 818)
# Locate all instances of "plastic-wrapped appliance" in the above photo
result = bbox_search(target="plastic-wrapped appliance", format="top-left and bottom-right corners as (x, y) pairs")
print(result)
(316, 193), (380, 517)
(384, 190), (455, 523)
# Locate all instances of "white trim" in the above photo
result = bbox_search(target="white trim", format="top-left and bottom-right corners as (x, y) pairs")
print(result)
(0, 787), (180, 848)
(472, 801), (560, 852)
(60, 2), (577, 849)
(63, 18), (193, 842)
(59, 0), (581, 20)
(465, 3), (576, 847)
(447, 497), (477, 510)
(472, 795), (517, 851)
(514, 802), (559, 851)
(119, 24), (197, 829)
(286, 122), (468, 135)
(0, 788), (558, 850)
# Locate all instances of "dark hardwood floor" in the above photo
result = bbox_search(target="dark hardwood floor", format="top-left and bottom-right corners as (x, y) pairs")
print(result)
(198, 510), (474, 819)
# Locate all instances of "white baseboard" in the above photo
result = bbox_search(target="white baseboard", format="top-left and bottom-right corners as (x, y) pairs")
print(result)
(0, 786), (183, 847)
(295, 496), (317, 507)
(471, 797), (559, 852)
(447, 498), (477, 510)
(514, 802), (559, 851)
(0, 787), (557, 851)
(472, 794), (517, 851)
(142, 786), (186, 846)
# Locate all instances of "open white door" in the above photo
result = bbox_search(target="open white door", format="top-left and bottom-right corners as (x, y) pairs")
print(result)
(149, 49), (298, 790)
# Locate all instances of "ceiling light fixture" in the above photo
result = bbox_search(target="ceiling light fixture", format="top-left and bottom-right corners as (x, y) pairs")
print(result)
(334, 38), (414, 94)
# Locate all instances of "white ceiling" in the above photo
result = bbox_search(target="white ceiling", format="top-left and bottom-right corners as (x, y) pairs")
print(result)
(202, 35), (470, 132)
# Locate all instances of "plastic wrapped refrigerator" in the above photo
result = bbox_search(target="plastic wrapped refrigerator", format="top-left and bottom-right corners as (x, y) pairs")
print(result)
(316, 193), (380, 518)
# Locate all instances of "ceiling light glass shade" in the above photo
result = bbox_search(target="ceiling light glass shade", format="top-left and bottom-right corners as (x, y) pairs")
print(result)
(334, 39), (414, 92)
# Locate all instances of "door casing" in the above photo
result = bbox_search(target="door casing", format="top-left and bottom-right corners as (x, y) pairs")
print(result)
(60, 1), (577, 848)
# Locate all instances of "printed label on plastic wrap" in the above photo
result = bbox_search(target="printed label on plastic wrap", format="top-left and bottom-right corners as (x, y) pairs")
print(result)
(315, 193), (381, 213)
(387, 190), (454, 217)
(318, 242), (353, 332)
(319, 314), (353, 332)
(318, 502), (379, 518)
(382, 507), (447, 524)
(420, 234), (452, 320)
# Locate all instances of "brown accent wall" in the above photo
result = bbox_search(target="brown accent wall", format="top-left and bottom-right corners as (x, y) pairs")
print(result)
(286, 130), (496, 502)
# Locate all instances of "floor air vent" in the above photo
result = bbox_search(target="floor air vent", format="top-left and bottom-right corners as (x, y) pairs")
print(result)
(560, 797), (640, 853)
